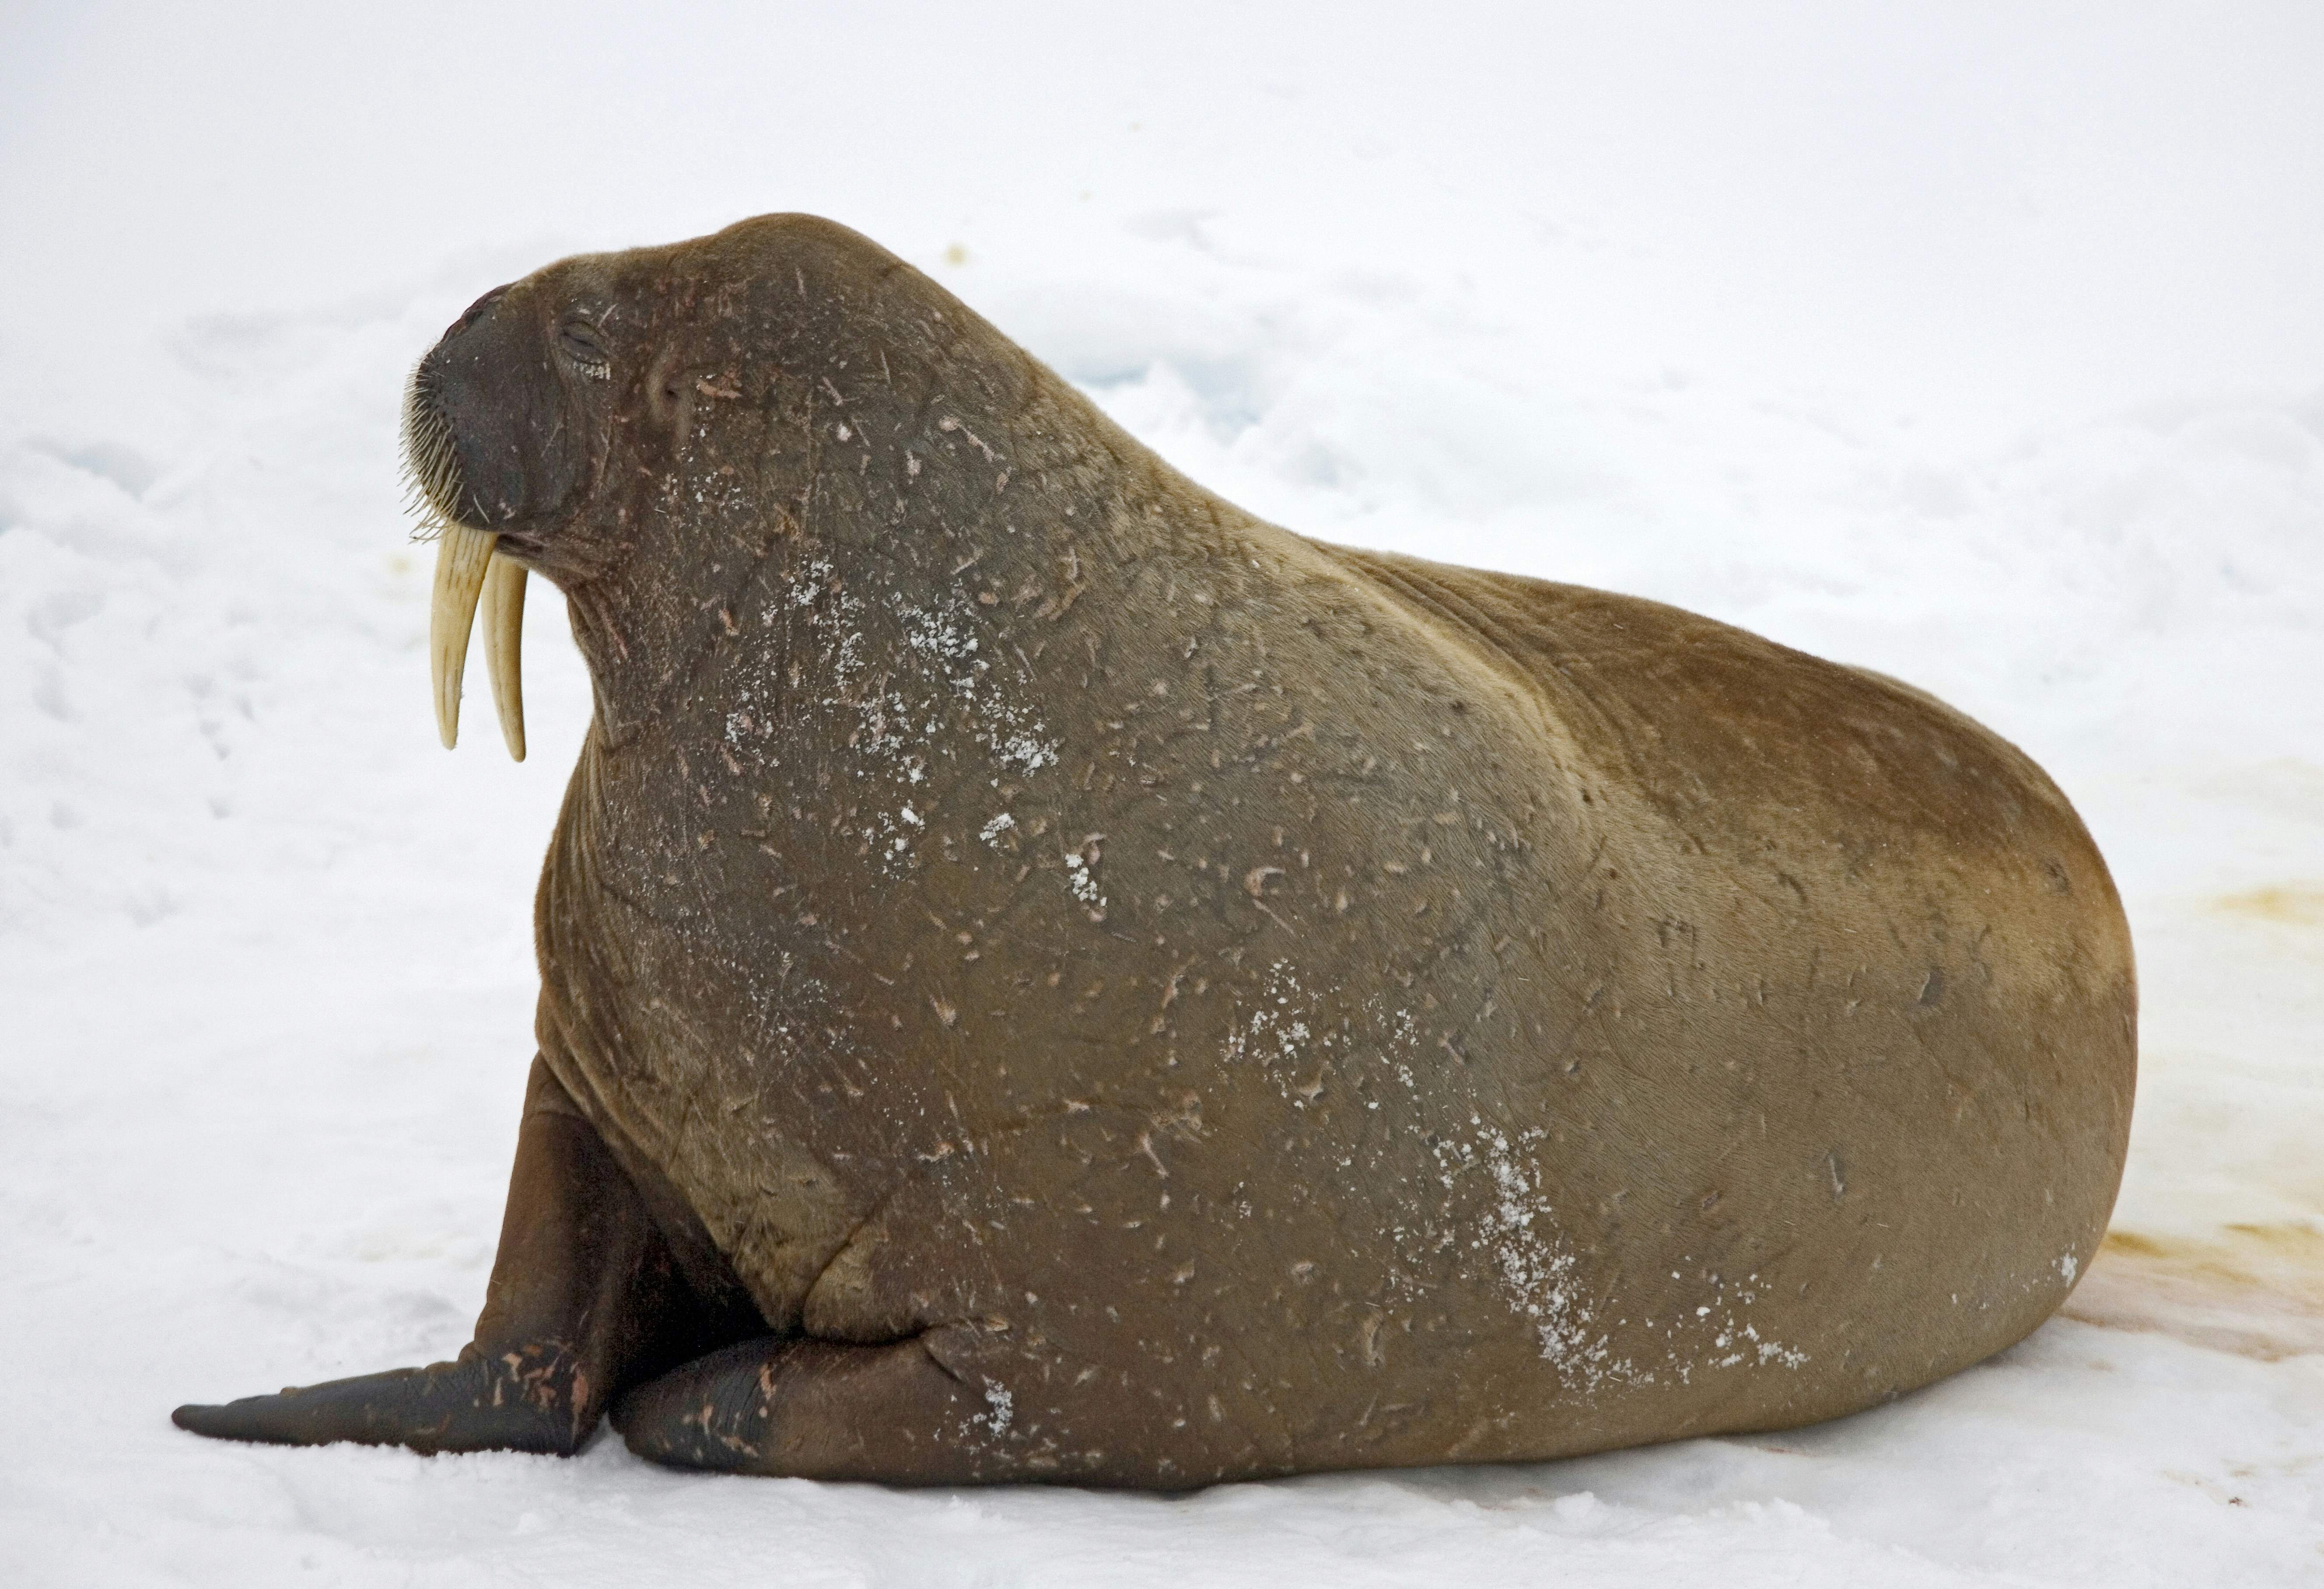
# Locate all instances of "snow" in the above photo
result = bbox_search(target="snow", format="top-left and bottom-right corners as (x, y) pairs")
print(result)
(3, 2), (2320, 1582)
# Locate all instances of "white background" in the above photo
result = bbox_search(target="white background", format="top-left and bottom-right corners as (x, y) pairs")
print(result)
(2, 4), (2319, 1582)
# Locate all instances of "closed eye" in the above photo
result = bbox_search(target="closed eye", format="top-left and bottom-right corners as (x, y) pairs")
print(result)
(558, 321), (612, 380)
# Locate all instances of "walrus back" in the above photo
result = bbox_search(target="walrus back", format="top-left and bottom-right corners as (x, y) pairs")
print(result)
(1324, 544), (2106, 867)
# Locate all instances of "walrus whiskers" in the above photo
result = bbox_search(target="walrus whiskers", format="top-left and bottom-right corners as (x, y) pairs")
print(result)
(397, 360), (465, 527)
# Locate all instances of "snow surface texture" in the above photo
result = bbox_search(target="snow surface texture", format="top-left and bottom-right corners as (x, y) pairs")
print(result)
(3, 3), (2320, 1583)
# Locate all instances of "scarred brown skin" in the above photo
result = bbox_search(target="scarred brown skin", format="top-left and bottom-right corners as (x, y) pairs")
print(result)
(175, 215), (2135, 1487)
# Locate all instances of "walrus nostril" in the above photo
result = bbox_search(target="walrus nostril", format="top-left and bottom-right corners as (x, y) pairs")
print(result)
(446, 284), (512, 339)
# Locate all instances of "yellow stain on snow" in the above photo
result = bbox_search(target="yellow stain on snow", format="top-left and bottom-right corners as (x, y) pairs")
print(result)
(2210, 884), (2324, 927)
(2062, 1224), (2324, 1361)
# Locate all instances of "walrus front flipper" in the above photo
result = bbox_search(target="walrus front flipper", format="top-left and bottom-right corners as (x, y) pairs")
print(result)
(174, 1057), (741, 1456)
(170, 1348), (587, 1455)
(611, 1330), (1016, 1484)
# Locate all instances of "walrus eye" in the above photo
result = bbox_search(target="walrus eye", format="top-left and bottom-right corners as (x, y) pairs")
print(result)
(558, 320), (612, 382)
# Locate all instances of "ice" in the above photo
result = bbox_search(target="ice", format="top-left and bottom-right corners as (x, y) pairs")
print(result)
(3, 4), (2319, 1584)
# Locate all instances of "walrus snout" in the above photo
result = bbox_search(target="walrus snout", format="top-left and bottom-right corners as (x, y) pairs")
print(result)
(410, 285), (591, 534)
(403, 279), (600, 760)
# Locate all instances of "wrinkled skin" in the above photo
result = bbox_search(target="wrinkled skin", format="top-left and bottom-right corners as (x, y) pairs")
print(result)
(176, 215), (2135, 1487)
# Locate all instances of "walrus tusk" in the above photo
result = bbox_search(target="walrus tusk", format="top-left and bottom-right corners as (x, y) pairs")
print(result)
(480, 554), (528, 761)
(430, 522), (498, 749)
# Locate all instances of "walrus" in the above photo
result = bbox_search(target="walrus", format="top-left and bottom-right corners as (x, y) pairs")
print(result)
(173, 214), (2135, 1487)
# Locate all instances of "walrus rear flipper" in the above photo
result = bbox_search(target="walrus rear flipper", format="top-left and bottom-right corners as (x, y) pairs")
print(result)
(610, 1328), (1006, 1483)
(172, 1057), (748, 1456)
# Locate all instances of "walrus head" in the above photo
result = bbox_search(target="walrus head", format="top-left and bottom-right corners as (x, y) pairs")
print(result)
(402, 215), (1068, 769)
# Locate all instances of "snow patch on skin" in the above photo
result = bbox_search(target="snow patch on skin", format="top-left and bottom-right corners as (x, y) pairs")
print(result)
(2058, 1250), (2080, 1285)
(786, 559), (897, 756)
(1433, 1124), (1626, 1380)
(1063, 851), (1102, 910)
(900, 598), (1059, 774)
(999, 733), (1058, 772)
(968, 1381), (1014, 1439)
(1358, 995), (1424, 1094)
(1428, 1121), (1812, 1385)
(1204, 978), (1816, 1389)
(1060, 833), (1108, 919)
(1654, 1271), (1810, 1377)
(781, 561), (924, 871)
(1225, 961), (1336, 1106)
(778, 567), (1059, 872)
(979, 812), (1016, 846)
